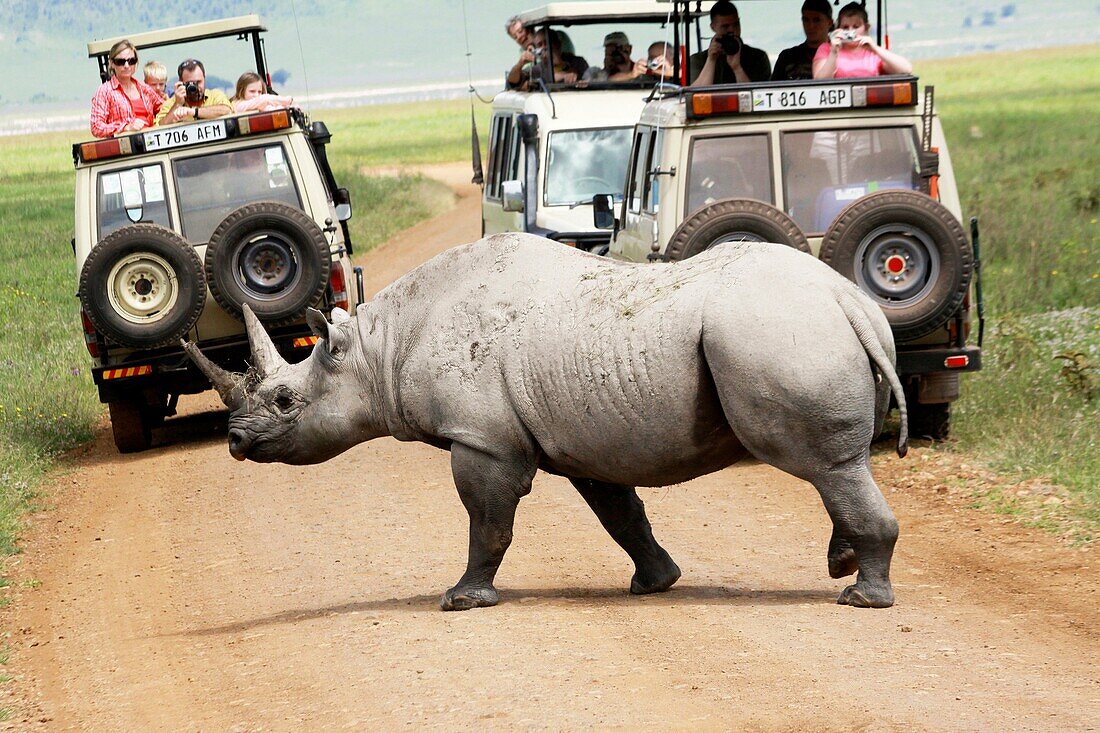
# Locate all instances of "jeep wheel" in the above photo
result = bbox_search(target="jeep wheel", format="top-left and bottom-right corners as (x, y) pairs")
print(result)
(109, 398), (152, 453)
(909, 401), (951, 441)
(665, 198), (811, 261)
(819, 190), (973, 342)
(206, 202), (330, 326)
(79, 224), (206, 348)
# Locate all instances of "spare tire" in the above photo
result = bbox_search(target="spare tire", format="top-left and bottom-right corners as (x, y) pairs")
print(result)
(205, 201), (330, 326)
(665, 198), (811, 261)
(79, 224), (205, 348)
(819, 190), (972, 342)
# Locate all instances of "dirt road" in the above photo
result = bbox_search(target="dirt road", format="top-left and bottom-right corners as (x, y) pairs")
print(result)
(4, 164), (1097, 731)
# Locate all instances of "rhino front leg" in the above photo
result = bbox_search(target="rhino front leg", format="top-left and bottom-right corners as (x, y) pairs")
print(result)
(441, 442), (535, 612)
(570, 478), (681, 595)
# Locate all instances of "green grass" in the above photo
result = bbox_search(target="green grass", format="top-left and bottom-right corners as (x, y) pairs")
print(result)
(916, 46), (1099, 533)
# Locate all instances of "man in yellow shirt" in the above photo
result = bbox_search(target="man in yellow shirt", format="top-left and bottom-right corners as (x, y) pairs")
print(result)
(155, 58), (232, 126)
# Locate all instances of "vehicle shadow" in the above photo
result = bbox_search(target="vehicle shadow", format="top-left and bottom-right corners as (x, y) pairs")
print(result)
(176, 585), (839, 637)
(65, 406), (231, 470)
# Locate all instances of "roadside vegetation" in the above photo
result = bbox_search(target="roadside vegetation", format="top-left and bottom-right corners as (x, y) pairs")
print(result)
(0, 47), (1096, 571)
(916, 46), (1099, 537)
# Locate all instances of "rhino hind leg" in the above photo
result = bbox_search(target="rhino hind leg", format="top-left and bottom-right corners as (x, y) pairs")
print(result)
(812, 459), (898, 608)
(441, 443), (535, 612)
(569, 478), (681, 595)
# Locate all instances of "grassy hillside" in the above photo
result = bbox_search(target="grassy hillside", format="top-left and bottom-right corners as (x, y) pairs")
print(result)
(916, 46), (1099, 535)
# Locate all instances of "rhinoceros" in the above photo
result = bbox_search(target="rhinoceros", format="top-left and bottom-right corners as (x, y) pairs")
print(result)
(185, 233), (908, 611)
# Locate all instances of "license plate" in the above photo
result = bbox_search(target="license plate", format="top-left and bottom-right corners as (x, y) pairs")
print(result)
(143, 119), (227, 152)
(751, 85), (852, 112)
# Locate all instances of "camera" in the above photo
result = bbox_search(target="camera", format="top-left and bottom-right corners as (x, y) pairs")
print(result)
(647, 58), (662, 70)
(717, 34), (741, 56)
(184, 81), (203, 105)
(832, 29), (859, 42)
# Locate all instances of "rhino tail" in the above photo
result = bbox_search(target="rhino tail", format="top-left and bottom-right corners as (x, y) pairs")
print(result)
(834, 287), (908, 458)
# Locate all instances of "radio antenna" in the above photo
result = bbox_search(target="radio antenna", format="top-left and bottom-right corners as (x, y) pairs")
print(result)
(289, 0), (312, 112)
(461, 0), (485, 186)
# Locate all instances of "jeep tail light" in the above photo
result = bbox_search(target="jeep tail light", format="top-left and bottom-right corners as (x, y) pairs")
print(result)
(80, 309), (100, 358)
(238, 111), (292, 136)
(944, 355), (969, 369)
(78, 137), (134, 163)
(854, 82), (914, 108)
(329, 267), (349, 311)
(690, 91), (749, 117)
(293, 336), (319, 348)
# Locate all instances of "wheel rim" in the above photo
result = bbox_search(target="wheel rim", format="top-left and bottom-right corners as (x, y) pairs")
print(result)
(854, 224), (940, 306)
(707, 230), (766, 248)
(231, 230), (301, 298)
(107, 252), (179, 324)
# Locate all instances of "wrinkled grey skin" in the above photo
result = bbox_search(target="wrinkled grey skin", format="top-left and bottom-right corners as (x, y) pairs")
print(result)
(185, 233), (908, 611)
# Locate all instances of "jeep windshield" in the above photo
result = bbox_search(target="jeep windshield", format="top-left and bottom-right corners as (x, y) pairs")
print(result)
(545, 127), (632, 206)
(174, 143), (300, 242)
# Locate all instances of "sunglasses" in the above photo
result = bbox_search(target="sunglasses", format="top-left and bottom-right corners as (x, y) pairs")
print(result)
(112, 56), (139, 66)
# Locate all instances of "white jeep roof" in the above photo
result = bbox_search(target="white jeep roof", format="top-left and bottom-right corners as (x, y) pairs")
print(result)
(87, 15), (265, 56)
(516, 1), (712, 25)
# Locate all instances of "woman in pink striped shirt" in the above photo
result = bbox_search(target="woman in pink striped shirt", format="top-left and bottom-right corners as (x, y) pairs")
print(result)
(89, 40), (164, 138)
(812, 2), (912, 79)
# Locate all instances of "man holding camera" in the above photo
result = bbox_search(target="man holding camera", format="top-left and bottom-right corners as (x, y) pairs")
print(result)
(582, 32), (637, 82)
(154, 58), (232, 126)
(689, 1), (771, 86)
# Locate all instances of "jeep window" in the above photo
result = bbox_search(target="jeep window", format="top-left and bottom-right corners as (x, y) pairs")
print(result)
(686, 134), (773, 215)
(782, 127), (920, 234)
(545, 127), (631, 206)
(626, 126), (652, 213)
(173, 144), (300, 243)
(644, 128), (665, 214)
(97, 164), (171, 239)
(486, 114), (513, 200)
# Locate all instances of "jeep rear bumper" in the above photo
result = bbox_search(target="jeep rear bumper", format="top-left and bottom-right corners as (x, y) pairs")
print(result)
(896, 344), (982, 376)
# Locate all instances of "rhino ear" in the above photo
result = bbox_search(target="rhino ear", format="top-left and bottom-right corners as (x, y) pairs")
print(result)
(306, 307), (351, 361)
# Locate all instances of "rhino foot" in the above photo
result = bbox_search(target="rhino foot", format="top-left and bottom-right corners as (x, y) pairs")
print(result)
(837, 581), (894, 608)
(828, 547), (859, 579)
(630, 553), (682, 595)
(440, 584), (500, 612)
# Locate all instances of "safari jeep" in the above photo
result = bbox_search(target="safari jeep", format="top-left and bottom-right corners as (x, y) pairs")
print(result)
(482, 2), (707, 251)
(603, 74), (985, 438)
(74, 16), (361, 452)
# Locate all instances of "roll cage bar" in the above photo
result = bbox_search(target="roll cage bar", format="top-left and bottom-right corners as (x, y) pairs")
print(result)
(87, 15), (272, 90)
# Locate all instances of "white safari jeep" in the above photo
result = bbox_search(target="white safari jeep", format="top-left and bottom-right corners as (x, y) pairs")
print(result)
(74, 16), (361, 452)
(602, 46), (984, 438)
(482, 2), (706, 252)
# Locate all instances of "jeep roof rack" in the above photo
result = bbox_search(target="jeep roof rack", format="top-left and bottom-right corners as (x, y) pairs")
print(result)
(516, 1), (708, 25)
(87, 15), (269, 85)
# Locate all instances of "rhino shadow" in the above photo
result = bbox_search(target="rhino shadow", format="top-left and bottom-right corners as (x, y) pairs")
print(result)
(176, 586), (839, 638)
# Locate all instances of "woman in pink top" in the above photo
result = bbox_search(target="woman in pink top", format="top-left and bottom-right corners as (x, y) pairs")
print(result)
(230, 72), (294, 114)
(812, 2), (912, 79)
(89, 40), (163, 138)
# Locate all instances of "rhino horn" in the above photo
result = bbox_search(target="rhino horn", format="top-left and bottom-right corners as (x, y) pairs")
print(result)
(180, 340), (245, 410)
(243, 304), (287, 376)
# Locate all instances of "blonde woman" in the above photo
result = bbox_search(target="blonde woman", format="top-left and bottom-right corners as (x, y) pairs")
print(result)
(230, 72), (293, 113)
(89, 40), (163, 138)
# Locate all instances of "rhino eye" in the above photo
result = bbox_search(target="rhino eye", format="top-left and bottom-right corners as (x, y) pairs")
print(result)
(274, 390), (295, 411)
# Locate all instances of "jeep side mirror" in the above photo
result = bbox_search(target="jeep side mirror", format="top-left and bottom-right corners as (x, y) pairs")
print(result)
(592, 193), (615, 230)
(334, 187), (352, 222)
(502, 180), (525, 213)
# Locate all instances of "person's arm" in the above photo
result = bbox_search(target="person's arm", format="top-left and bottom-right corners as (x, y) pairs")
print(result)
(690, 40), (723, 86)
(507, 49), (534, 87)
(864, 39), (912, 75)
(813, 35), (840, 79)
(198, 89), (233, 119)
(89, 86), (127, 138)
